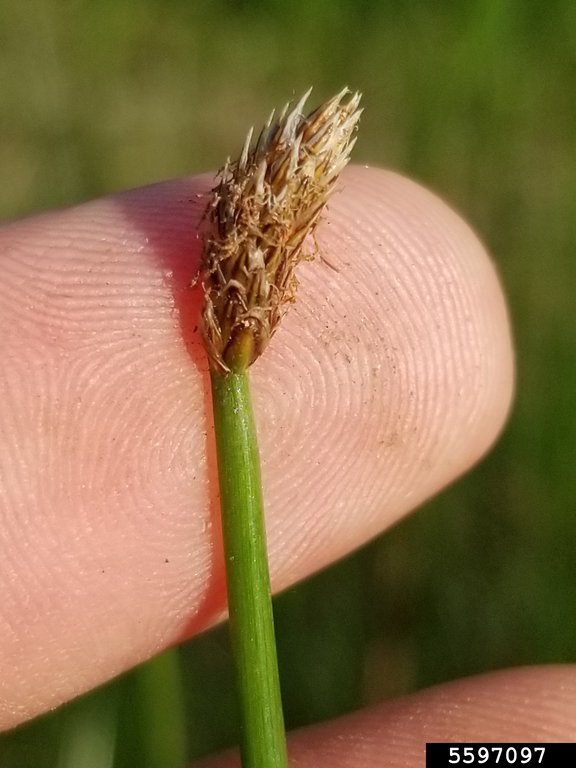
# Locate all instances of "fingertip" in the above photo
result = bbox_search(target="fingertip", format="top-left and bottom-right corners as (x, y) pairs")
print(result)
(195, 666), (576, 767)
(0, 166), (515, 728)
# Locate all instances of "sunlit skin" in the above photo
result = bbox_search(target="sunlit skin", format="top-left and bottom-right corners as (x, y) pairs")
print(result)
(0, 166), (573, 764)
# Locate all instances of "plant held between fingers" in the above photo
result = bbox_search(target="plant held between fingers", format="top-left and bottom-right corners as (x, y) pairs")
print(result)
(198, 88), (361, 768)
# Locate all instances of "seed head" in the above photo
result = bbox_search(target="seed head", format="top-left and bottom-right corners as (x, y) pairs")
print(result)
(200, 88), (362, 374)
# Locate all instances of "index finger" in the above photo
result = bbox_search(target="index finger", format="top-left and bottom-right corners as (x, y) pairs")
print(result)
(0, 166), (513, 729)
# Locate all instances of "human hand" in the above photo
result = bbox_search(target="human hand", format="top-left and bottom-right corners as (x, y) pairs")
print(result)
(1, 166), (566, 764)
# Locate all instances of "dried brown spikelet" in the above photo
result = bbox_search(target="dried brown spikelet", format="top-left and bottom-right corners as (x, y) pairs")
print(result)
(200, 88), (362, 374)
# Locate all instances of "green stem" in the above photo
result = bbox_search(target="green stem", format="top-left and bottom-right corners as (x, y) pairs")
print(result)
(57, 684), (120, 768)
(134, 648), (188, 768)
(210, 370), (289, 768)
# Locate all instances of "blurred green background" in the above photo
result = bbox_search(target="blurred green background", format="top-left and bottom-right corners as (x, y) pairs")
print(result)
(1, 0), (575, 765)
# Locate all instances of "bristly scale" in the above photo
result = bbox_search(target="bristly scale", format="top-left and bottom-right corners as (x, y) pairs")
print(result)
(199, 88), (362, 374)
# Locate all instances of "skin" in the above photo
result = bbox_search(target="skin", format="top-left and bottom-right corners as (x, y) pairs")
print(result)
(0, 166), (573, 761)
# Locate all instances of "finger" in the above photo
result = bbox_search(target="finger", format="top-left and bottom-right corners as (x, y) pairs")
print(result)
(195, 665), (576, 767)
(0, 166), (513, 728)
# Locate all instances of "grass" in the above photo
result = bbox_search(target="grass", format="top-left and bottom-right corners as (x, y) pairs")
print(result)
(1, 0), (575, 764)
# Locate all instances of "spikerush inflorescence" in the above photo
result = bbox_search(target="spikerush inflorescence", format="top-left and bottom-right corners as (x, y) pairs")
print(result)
(200, 88), (362, 374)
